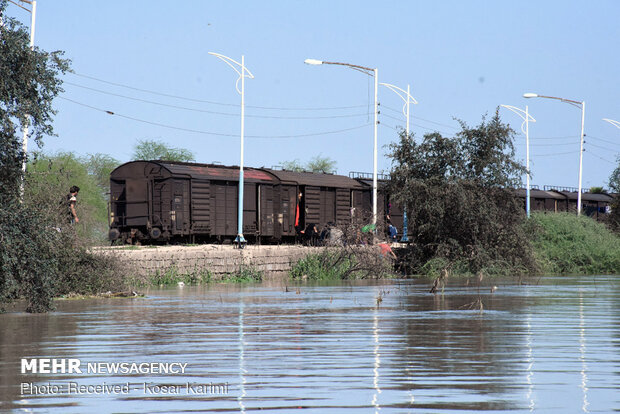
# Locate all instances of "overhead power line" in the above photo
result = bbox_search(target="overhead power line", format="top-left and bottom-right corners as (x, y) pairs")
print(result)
(58, 96), (371, 139)
(382, 104), (458, 130)
(586, 141), (620, 153)
(69, 72), (368, 111)
(585, 150), (616, 165)
(379, 115), (453, 135)
(534, 151), (574, 157)
(64, 82), (369, 120)
(514, 141), (575, 147)
(587, 134), (620, 148)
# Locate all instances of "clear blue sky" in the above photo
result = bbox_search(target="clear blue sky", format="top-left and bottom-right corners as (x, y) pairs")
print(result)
(7, 0), (620, 189)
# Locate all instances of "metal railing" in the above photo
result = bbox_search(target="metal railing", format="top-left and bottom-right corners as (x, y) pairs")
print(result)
(348, 171), (391, 181)
(543, 185), (586, 193)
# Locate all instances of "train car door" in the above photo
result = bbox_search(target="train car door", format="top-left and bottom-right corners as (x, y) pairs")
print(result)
(171, 179), (190, 234)
(351, 190), (365, 218)
(243, 183), (258, 234)
(211, 181), (238, 236)
(125, 178), (149, 226)
(304, 186), (321, 226)
(110, 179), (126, 227)
(279, 185), (297, 236)
(152, 179), (168, 229)
(335, 188), (350, 225)
(259, 185), (275, 237)
(319, 187), (336, 225)
(190, 179), (210, 233)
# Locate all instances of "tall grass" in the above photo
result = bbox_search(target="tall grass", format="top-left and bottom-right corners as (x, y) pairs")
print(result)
(528, 212), (620, 275)
(290, 248), (395, 280)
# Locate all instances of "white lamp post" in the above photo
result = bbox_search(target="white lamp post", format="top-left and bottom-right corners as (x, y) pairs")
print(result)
(305, 58), (380, 226)
(500, 104), (536, 218)
(209, 52), (254, 247)
(380, 82), (417, 240)
(524, 93), (586, 215)
(8, 0), (36, 196)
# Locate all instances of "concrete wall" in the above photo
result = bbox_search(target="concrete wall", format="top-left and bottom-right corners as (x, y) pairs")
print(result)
(96, 245), (319, 281)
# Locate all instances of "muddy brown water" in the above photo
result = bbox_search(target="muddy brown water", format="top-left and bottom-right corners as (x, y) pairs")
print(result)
(0, 276), (618, 413)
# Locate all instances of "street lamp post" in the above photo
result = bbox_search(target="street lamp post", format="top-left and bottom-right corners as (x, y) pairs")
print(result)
(209, 52), (254, 247)
(524, 93), (586, 215)
(380, 82), (417, 241)
(7, 0), (37, 196)
(500, 104), (536, 218)
(304, 59), (380, 227)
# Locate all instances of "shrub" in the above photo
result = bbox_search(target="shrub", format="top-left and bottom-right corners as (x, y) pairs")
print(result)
(291, 247), (395, 281)
(528, 212), (620, 275)
(0, 201), (126, 312)
(387, 111), (538, 277)
(223, 266), (263, 283)
(0, 202), (59, 312)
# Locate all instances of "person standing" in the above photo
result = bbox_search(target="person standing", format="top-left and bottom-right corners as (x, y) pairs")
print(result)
(66, 185), (80, 224)
(387, 221), (398, 243)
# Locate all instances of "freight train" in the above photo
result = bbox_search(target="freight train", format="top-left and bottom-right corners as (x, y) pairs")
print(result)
(107, 160), (397, 244)
(107, 160), (613, 245)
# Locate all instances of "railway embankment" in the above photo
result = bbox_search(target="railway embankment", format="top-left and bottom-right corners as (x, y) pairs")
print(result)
(95, 244), (321, 282)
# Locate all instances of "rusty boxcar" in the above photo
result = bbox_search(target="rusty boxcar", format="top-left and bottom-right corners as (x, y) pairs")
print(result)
(108, 161), (372, 244)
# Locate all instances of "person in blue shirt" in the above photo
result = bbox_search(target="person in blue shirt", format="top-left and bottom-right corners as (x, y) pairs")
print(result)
(387, 221), (398, 243)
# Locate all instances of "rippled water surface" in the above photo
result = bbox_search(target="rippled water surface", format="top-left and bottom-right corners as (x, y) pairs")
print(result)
(1, 276), (618, 413)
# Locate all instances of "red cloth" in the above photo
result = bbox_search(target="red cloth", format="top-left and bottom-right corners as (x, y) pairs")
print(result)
(295, 204), (299, 227)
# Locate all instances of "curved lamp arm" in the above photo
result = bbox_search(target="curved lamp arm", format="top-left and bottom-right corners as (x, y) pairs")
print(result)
(209, 52), (255, 94)
(603, 118), (620, 130)
(380, 82), (418, 117)
(501, 104), (536, 134)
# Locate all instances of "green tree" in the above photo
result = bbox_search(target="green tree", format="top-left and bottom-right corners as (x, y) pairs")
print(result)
(0, 0), (70, 203)
(306, 154), (337, 173)
(0, 2), (68, 312)
(609, 155), (620, 194)
(26, 152), (109, 241)
(456, 113), (526, 187)
(606, 155), (620, 232)
(0, 5), (124, 313)
(388, 110), (536, 276)
(280, 154), (337, 173)
(83, 153), (120, 195)
(132, 139), (195, 162)
(281, 159), (305, 172)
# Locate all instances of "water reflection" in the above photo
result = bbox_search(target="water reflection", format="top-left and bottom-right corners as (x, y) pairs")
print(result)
(371, 299), (381, 413)
(238, 298), (246, 413)
(0, 276), (617, 413)
(579, 290), (589, 413)
(525, 314), (535, 412)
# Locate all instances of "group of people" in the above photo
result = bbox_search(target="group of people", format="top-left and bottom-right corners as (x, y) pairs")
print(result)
(296, 222), (342, 246)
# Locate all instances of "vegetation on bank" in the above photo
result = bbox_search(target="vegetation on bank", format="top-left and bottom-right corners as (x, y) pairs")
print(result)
(606, 155), (620, 233)
(0, 5), (125, 313)
(289, 211), (620, 280)
(528, 212), (620, 275)
(387, 112), (539, 277)
(288, 113), (620, 281)
(290, 249), (394, 281)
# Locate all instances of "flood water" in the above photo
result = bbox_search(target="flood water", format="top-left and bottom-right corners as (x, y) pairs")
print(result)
(1, 276), (618, 413)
